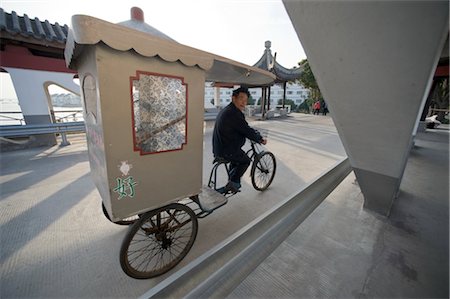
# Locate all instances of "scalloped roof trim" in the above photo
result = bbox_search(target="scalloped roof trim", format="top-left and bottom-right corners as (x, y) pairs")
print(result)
(64, 15), (275, 85)
(65, 15), (214, 70)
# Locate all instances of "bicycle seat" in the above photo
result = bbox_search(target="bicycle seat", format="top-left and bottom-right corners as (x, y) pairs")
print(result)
(213, 157), (230, 164)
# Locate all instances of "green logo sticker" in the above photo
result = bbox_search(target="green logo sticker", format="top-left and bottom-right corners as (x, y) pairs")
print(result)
(113, 176), (138, 200)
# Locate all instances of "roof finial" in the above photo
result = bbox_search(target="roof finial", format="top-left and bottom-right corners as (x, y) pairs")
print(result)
(265, 40), (271, 50)
(131, 7), (144, 22)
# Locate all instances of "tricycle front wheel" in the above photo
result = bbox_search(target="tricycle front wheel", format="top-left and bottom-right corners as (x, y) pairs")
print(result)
(251, 151), (276, 191)
(120, 203), (198, 279)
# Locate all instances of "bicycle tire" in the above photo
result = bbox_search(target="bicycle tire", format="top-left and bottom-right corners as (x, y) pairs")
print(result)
(120, 203), (198, 279)
(251, 151), (276, 191)
(101, 202), (138, 226)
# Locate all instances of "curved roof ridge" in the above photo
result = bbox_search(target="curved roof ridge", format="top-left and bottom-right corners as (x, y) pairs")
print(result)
(253, 40), (303, 82)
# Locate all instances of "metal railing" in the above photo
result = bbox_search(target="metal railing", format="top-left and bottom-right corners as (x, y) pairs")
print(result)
(204, 112), (219, 120)
(0, 112), (25, 125)
(428, 108), (449, 117)
(0, 121), (85, 146)
(2, 110), (216, 123)
(140, 158), (351, 299)
(0, 109), (85, 126)
(55, 110), (84, 123)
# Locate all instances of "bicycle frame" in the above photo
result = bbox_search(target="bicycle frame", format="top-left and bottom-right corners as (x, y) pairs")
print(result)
(246, 140), (263, 161)
(208, 140), (264, 192)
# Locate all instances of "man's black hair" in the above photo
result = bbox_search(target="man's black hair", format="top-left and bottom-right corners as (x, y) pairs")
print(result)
(232, 86), (250, 98)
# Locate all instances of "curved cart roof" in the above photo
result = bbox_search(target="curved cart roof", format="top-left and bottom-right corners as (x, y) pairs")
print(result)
(65, 15), (275, 86)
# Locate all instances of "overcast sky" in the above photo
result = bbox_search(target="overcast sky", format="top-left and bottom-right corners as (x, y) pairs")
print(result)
(1, 0), (307, 100)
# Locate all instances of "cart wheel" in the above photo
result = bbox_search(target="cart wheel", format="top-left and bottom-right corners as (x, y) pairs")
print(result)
(120, 203), (198, 279)
(102, 202), (138, 226)
(251, 151), (276, 191)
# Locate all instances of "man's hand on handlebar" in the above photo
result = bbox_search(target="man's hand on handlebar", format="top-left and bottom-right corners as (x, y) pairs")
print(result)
(261, 138), (267, 145)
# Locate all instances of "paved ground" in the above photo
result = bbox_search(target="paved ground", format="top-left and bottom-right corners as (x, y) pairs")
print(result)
(1, 114), (448, 298)
(229, 124), (449, 298)
(1, 114), (345, 298)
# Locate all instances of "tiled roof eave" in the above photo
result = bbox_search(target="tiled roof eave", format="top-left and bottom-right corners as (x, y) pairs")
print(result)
(0, 8), (68, 46)
(1, 31), (66, 48)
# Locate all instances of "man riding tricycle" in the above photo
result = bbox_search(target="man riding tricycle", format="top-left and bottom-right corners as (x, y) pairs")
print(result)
(65, 12), (276, 279)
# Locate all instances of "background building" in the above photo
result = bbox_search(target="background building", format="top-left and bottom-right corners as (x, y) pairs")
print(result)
(204, 82), (309, 109)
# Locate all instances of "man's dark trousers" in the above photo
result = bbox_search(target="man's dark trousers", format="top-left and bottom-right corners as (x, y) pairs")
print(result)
(224, 149), (251, 184)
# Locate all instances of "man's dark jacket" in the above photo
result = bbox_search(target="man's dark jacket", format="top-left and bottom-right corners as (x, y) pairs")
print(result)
(212, 103), (263, 157)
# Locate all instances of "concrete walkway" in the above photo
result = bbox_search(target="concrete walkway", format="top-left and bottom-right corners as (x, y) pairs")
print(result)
(229, 126), (449, 298)
(1, 114), (448, 298)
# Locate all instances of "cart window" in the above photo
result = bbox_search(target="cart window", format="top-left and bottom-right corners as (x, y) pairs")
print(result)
(131, 72), (187, 154)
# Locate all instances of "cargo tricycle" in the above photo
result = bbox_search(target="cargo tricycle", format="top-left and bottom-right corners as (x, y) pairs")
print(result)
(117, 136), (276, 279)
(65, 13), (276, 279)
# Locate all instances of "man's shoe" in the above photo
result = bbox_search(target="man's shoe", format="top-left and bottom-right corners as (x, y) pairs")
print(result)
(225, 181), (241, 194)
(216, 182), (241, 195)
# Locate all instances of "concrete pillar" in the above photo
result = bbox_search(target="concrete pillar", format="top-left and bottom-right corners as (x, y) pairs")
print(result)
(261, 87), (266, 118)
(283, 0), (449, 215)
(214, 86), (221, 108)
(5, 67), (80, 146)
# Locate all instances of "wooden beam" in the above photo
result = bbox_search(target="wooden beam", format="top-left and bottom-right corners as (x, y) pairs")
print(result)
(0, 44), (75, 73)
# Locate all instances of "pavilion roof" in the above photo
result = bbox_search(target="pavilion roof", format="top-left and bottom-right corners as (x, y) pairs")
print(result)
(253, 41), (303, 83)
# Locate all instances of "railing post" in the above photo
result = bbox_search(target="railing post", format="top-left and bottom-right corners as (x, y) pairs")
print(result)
(60, 132), (70, 146)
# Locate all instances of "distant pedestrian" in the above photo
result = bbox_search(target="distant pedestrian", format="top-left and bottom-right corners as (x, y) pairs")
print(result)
(322, 101), (328, 116)
(313, 100), (321, 115)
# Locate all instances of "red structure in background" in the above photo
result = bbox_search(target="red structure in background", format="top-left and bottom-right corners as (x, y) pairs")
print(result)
(1, 44), (75, 73)
(0, 8), (74, 73)
(434, 64), (449, 78)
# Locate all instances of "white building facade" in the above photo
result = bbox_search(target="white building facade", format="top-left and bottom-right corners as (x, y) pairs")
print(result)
(204, 83), (310, 109)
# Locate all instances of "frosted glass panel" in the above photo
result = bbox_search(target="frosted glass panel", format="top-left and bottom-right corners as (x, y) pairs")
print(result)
(131, 72), (187, 154)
